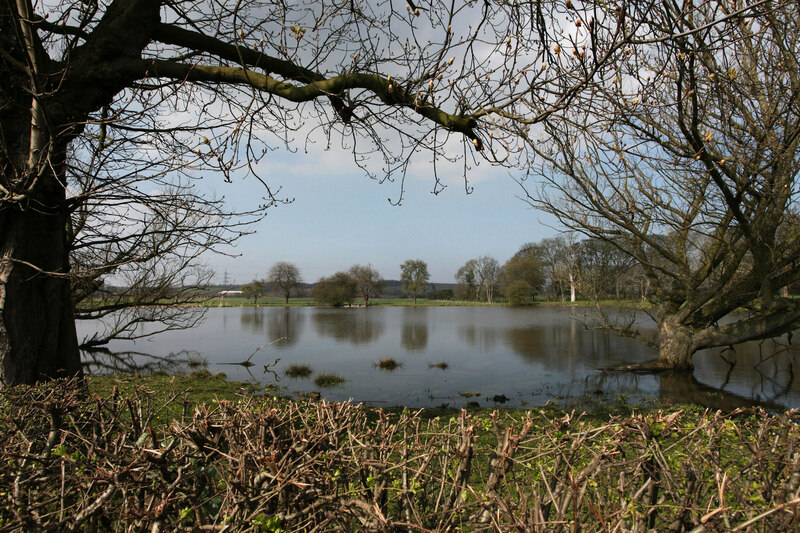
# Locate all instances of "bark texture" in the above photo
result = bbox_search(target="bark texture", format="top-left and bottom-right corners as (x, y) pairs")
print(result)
(0, 187), (81, 383)
(655, 315), (695, 370)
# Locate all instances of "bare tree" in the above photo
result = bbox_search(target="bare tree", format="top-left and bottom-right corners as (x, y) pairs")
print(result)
(526, 1), (800, 369)
(349, 264), (384, 306)
(268, 262), (302, 305)
(69, 159), (262, 350)
(527, 237), (579, 302)
(0, 0), (672, 384)
(575, 238), (637, 301)
(473, 255), (501, 303)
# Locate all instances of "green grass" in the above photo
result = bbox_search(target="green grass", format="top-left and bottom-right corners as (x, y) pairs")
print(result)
(82, 374), (723, 434)
(78, 294), (656, 309)
(211, 296), (316, 307)
(285, 364), (313, 378)
(212, 296), (500, 307)
(87, 371), (265, 425)
(535, 298), (653, 309)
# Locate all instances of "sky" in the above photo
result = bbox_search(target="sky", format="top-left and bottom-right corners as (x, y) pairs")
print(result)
(204, 142), (561, 285)
(140, 2), (581, 287)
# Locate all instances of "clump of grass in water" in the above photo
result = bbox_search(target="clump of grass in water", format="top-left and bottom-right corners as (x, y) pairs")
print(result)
(428, 362), (448, 370)
(187, 355), (208, 369)
(377, 358), (401, 371)
(285, 364), (313, 378)
(314, 373), (346, 387)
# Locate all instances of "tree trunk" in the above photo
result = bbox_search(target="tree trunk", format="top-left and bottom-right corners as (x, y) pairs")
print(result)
(569, 272), (576, 303)
(654, 315), (695, 370)
(0, 192), (82, 385)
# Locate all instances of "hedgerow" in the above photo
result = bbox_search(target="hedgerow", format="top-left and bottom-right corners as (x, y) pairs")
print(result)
(0, 380), (797, 531)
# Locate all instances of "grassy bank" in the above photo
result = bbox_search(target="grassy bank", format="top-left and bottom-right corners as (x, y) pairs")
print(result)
(79, 294), (651, 309)
(202, 296), (649, 308)
(1, 375), (797, 532)
(209, 296), (504, 307)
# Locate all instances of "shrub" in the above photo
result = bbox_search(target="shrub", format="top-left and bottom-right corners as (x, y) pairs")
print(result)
(504, 280), (534, 306)
(312, 272), (357, 306)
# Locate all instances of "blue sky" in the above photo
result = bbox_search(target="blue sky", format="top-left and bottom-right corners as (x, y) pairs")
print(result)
(205, 145), (561, 285)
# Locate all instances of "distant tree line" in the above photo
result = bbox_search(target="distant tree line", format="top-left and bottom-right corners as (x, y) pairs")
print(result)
(246, 231), (760, 307)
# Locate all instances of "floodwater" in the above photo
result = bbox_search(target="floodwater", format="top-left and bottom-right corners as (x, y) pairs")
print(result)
(78, 306), (800, 410)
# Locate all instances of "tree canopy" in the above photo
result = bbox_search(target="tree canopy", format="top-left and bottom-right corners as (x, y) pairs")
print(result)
(400, 260), (430, 304)
(349, 265), (385, 306)
(268, 262), (302, 305)
(312, 272), (357, 307)
(241, 280), (266, 304)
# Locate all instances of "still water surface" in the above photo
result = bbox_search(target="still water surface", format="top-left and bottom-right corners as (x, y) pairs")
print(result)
(78, 306), (800, 410)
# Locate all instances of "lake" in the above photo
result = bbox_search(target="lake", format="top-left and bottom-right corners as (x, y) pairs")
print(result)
(78, 306), (800, 410)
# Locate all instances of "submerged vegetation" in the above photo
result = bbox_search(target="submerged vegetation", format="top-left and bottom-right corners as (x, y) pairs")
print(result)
(377, 357), (401, 370)
(284, 364), (313, 378)
(314, 373), (346, 387)
(1, 379), (798, 532)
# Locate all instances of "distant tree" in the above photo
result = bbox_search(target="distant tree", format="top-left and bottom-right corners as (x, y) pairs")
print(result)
(530, 236), (580, 302)
(455, 259), (478, 301)
(432, 289), (454, 300)
(500, 247), (545, 303)
(474, 256), (501, 303)
(400, 260), (430, 304)
(268, 262), (302, 304)
(349, 265), (385, 306)
(241, 280), (266, 304)
(504, 280), (535, 306)
(576, 238), (637, 301)
(312, 272), (357, 307)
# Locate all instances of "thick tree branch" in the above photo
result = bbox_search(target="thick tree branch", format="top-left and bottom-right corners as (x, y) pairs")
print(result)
(136, 58), (480, 142)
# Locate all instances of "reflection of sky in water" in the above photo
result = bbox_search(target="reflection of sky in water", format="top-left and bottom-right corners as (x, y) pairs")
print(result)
(78, 307), (800, 410)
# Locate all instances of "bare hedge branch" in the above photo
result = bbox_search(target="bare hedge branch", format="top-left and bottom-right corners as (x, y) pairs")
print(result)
(0, 381), (798, 531)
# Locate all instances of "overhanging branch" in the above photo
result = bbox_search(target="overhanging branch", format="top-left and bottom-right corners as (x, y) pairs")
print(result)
(132, 58), (480, 142)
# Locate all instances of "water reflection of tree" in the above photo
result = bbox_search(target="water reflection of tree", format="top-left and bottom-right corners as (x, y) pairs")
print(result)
(502, 327), (545, 360)
(458, 325), (499, 351)
(240, 308), (265, 333)
(239, 308), (305, 347)
(503, 326), (587, 371)
(81, 348), (202, 376)
(656, 371), (785, 412)
(583, 369), (787, 411)
(267, 308), (304, 347)
(711, 341), (798, 405)
(401, 307), (429, 352)
(313, 310), (384, 345)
